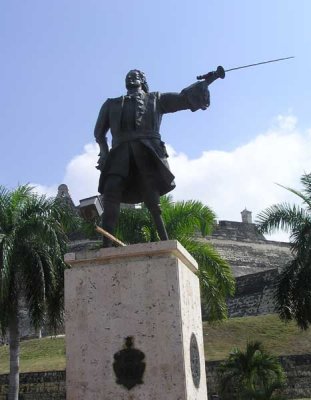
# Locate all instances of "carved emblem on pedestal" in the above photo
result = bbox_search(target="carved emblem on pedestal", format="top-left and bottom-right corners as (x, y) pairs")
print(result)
(113, 336), (146, 390)
(190, 332), (201, 388)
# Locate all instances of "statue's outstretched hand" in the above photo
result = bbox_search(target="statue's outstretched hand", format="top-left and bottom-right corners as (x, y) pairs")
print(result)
(203, 88), (210, 109)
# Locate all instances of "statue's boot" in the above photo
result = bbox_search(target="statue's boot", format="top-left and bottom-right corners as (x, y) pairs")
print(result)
(149, 204), (169, 241)
(101, 200), (120, 247)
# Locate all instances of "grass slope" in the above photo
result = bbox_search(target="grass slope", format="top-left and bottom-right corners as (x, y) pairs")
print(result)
(0, 314), (311, 374)
(204, 314), (311, 361)
(0, 336), (65, 374)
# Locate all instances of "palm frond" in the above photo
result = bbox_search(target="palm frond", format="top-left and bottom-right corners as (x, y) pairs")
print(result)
(241, 381), (285, 400)
(300, 173), (311, 205)
(276, 182), (311, 209)
(20, 244), (54, 329)
(162, 199), (216, 238)
(180, 238), (235, 320)
(275, 256), (311, 330)
(256, 203), (309, 235)
(0, 186), (12, 234)
(43, 255), (67, 334)
(0, 184), (74, 334)
(290, 220), (311, 257)
(257, 174), (311, 330)
(0, 235), (16, 306)
(52, 197), (81, 233)
(219, 341), (285, 400)
(116, 206), (154, 244)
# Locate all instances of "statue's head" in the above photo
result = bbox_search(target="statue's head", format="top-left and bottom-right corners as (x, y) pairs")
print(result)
(125, 69), (149, 93)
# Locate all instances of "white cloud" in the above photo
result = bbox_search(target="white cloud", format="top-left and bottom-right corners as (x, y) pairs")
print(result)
(32, 143), (100, 206)
(32, 183), (59, 199)
(169, 115), (310, 217)
(33, 114), (311, 242)
(168, 115), (311, 240)
(62, 143), (100, 204)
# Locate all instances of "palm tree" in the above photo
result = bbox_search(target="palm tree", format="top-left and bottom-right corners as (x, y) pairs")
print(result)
(256, 173), (311, 330)
(218, 341), (285, 400)
(115, 196), (235, 321)
(0, 185), (75, 400)
(242, 381), (285, 400)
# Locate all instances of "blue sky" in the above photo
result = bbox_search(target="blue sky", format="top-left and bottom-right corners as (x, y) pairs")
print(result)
(1, 0), (311, 236)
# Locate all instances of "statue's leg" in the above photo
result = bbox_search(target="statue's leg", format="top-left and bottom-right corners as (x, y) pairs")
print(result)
(102, 175), (125, 247)
(130, 141), (168, 240)
(149, 203), (169, 241)
(141, 177), (168, 241)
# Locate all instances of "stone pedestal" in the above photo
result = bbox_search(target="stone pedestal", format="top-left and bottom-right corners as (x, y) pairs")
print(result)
(65, 240), (208, 400)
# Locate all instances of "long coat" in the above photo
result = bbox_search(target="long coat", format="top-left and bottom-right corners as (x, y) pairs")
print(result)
(94, 80), (210, 204)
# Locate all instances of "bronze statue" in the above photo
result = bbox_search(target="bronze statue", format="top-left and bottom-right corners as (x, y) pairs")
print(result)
(94, 69), (211, 246)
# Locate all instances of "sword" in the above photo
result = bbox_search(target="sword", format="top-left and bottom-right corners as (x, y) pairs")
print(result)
(196, 56), (294, 83)
(95, 225), (126, 247)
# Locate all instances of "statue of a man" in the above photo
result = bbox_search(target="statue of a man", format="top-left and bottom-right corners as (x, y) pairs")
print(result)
(94, 69), (210, 246)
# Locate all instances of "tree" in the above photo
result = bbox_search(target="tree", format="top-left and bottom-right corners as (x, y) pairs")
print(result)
(256, 173), (311, 330)
(115, 196), (235, 320)
(241, 382), (285, 400)
(218, 341), (285, 400)
(0, 185), (75, 400)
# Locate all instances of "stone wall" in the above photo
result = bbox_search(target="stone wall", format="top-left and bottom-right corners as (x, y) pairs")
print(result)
(227, 268), (278, 317)
(210, 220), (266, 242)
(205, 222), (292, 319)
(205, 236), (292, 277)
(202, 268), (278, 320)
(206, 354), (311, 399)
(281, 354), (311, 399)
(0, 371), (65, 400)
(1, 355), (310, 399)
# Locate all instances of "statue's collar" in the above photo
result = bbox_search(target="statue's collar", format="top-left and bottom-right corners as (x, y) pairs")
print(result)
(125, 90), (145, 99)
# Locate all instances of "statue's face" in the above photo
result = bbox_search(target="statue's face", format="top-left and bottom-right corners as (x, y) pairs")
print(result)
(125, 70), (142, 90)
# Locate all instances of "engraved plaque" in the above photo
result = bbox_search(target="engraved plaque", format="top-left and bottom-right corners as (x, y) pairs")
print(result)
(190, 333), (201, 388)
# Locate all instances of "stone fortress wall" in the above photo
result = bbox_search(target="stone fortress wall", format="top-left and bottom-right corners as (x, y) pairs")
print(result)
(203, 210), (292, 319)
(226, 268), (279, 317)
(206, 220), (291, 277)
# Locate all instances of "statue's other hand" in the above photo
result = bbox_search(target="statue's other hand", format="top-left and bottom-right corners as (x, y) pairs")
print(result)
(96, 154), (107, 171)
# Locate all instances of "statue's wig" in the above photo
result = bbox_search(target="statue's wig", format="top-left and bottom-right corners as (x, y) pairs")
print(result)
(126, 69), (149, 93)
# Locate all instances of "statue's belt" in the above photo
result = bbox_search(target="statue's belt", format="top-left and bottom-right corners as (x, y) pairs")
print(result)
(112, 131), (161, 147)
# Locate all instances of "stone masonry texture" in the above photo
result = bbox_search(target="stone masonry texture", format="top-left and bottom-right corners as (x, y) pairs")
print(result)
(201, 220), (293, 320)
(0, 371), (65, 400)
(226, 268), (279, 317)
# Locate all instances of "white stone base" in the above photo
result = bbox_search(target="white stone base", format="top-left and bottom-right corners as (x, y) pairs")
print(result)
(65, 240), (208, 400)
